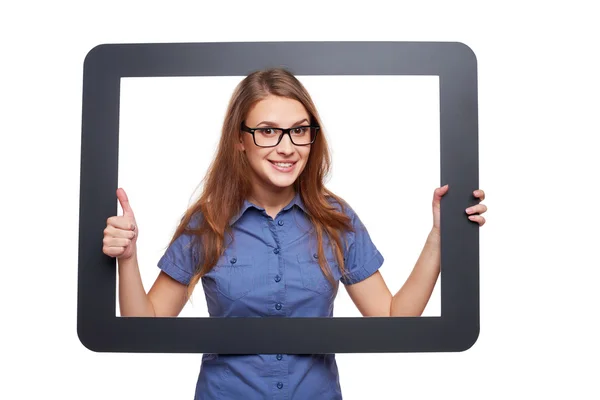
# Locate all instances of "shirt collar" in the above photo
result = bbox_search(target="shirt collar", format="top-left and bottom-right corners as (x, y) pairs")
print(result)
(229, 191), (307, 226)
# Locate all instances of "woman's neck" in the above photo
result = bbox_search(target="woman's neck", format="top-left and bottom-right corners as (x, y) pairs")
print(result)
(248, 184), (296, 219)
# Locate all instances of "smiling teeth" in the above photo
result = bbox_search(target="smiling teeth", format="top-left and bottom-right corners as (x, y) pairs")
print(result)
(274, 162), (293, 167)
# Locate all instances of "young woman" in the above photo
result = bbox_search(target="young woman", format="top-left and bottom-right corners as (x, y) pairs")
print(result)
(103, 68), (488, 399)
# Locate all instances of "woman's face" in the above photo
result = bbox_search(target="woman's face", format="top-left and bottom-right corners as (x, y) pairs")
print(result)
(240, 95), (312, 193)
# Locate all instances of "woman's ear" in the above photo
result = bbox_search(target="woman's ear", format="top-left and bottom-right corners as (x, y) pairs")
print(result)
(236, 133), (245, 152)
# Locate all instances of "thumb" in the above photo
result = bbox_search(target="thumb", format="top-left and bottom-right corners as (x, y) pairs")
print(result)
(433, 184), (449, 200)
(117, 188), (135, 217)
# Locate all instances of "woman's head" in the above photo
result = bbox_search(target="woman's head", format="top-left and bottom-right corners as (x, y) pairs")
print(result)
(174, 68), (353, 296)
(240, 95), (315, 194)
(218, 68), (329, 198)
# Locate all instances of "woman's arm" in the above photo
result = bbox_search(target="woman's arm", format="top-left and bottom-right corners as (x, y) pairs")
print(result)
(105, 188), (190, 317)
(118, 256), (189, 317)
(344, 228), (439, 317)
(345, 186), (487, 317)
(389, 227), (440, 316)
(117, 255), (157, 317)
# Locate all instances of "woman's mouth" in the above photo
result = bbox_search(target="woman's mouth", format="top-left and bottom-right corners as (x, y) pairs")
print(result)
(269, 160), (296, 172)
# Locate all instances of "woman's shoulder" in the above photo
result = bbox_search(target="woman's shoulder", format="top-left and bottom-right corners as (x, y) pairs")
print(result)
(171, 209), (205, 239)
(324, 191), (358, 220)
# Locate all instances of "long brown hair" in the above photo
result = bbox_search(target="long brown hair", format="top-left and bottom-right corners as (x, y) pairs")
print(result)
(171, 67), (354, 298)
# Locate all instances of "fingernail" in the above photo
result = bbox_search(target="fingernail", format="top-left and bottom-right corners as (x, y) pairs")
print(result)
(468, 215), (476, 219)
(466, 208), (472, 213)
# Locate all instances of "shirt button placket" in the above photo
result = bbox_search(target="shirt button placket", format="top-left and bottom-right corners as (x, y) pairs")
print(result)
(267, 217), (285, 318)
(273, 248), (284, 313)
(265, 217), (288, 399)
(275, 352), (288, 399)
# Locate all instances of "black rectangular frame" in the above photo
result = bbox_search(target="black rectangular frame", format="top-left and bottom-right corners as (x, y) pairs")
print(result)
(77, 41), (479, 354)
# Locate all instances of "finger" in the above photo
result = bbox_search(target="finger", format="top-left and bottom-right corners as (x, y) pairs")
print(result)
(117, 188), (135, 218)
(465, 204), (488, 215)
(103, 237), (132, 248)
(104, 225), (136, 239)
(103, 246), (126, 258)
(473, 189), (485, 200)
(468, 215), (486, 225)
(433, 184), (449, 201)
(435, 184), (449, 195)
(107, 216), (136, 231)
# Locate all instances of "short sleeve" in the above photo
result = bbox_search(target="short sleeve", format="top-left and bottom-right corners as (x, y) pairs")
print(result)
(340, 207), (384, 285)
(157, 218), (201, 285)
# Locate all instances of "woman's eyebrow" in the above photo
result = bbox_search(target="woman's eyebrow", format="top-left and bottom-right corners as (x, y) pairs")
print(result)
(256, 118), (309, 127)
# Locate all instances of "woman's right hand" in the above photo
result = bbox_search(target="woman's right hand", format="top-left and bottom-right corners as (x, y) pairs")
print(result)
(103, 188), (138, 260)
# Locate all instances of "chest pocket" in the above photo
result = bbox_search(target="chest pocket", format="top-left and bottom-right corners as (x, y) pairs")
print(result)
(297, 251), (339, 294)
(213, 254), (255, 301)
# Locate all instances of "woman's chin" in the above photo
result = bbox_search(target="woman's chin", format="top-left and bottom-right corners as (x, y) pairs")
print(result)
(269, 179), (297, 190)
(263, 173), (298, 190)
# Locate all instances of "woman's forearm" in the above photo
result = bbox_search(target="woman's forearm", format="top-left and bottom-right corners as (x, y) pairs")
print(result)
(390, 228), (441, 316)
(118, 255), (156, 317)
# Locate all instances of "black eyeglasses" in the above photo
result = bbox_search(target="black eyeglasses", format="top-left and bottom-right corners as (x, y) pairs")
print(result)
(241, 122), (319, 148)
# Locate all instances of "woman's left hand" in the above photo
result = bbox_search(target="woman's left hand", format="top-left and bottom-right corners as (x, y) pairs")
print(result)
(432, 185), (487, 230)
(466, 189), (487, 226)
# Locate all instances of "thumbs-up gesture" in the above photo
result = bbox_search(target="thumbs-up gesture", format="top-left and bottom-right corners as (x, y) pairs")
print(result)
(103, 188), (138, 260)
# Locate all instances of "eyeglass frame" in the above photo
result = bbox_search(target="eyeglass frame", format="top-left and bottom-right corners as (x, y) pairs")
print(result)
(240, 121), (320, 148)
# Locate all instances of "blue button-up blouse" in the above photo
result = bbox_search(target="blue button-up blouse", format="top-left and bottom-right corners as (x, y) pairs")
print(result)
(158, 193), (384, 399)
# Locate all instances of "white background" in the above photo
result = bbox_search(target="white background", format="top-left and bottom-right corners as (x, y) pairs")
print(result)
(2, 1), (599, 399)
(117, 75), (440, 318)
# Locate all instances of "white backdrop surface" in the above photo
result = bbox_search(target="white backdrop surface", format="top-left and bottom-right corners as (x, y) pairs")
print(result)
(117, 75), (440, 318)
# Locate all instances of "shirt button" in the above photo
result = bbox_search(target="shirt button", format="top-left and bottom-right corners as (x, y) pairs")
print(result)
(274, 275), (281, 282)
(278, 220), (284, 226)
(313, 253), (318, 259)
(275, 303), (282, 310)
(230, 257), (237, 264)
(273, 248), (280, 254)
(276, 354), (283, 360)
(277, 382), (283, 389)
